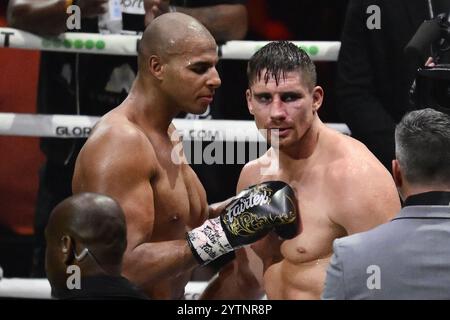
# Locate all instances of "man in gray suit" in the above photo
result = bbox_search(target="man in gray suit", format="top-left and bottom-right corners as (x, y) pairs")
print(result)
(322, 108), (450, 299)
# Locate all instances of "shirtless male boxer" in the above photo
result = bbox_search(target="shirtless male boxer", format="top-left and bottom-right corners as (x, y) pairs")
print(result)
(201, 41), (401, 300)
(72, 14), (299, 299)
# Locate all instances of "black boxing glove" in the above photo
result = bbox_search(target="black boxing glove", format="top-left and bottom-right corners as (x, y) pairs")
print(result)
(186, 181), (299, 265)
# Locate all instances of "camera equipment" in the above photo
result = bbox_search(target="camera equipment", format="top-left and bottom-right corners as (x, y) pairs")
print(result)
(406, 11), (450, 113)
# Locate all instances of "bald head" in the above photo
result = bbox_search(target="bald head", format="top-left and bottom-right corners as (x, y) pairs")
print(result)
(46, 193), (127, 267)
(138, 12), (216, 71)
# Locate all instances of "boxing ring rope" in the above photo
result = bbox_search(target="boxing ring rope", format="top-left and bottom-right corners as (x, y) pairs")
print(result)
(0, 28), (348, 140)
(0, 27), (341, 61)
(0, 113), (350, 140)
(0, 29), (344, 299)
(0, 278), (209, 300)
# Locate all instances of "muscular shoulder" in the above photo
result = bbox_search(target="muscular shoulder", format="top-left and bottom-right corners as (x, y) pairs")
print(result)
(76, 116), (157, 179)
(236, 161), (258, 193)
(326, 135), (388, 185)
(325, 135), (400, 234)
(236, 152), (274, 193)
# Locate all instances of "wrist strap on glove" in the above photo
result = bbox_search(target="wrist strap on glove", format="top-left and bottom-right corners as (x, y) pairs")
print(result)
(187, 217), (235, 265)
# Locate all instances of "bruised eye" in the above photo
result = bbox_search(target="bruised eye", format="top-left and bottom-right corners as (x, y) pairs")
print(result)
(255, 94), (272, 104)
(281, 93), (301, 102)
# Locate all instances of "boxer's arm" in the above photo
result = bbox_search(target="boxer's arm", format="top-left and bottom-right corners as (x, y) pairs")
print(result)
(200, 161), (265, 299)
(7, 0), (107, 36)
(201, 248), (265, 300)
(208, 198), (233, 218)
(328, 160), (400, 235)
(73, 127), (198, 287)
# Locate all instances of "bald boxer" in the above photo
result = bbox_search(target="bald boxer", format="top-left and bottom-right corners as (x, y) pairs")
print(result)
(72, 13), (298, 299)
(45, 193), (147, 299)
(201, 41), (401, 300)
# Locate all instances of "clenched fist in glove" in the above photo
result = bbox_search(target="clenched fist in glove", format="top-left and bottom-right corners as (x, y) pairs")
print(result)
(187, 181), (300, 265)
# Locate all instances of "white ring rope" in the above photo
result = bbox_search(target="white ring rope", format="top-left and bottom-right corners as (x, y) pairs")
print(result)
(0, 113), (351, 140)
(0, 27), (341, 61)
(0, 278), (51, 299)
(0, 27), (140, 56)
(0, 278), (208, 300)
(220, 40), (340, 61)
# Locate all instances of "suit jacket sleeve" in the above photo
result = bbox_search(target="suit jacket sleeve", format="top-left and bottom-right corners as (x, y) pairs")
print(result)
(321, 240), (346, 300)
(336, 0), (396, 169)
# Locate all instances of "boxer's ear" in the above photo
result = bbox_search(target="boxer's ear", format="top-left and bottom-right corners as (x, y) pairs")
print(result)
(311, 86), (323, 113)
(246, 89), (254, 115)
(149, 55), (164, 80)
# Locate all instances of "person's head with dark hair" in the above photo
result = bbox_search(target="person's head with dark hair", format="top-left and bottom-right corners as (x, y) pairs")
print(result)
(135, 12), (221, 115)
(247, 40), (317, 90)
(246, 41), (323, 153)
(393, 108), (450, 200)
(45, 193), (127, 297)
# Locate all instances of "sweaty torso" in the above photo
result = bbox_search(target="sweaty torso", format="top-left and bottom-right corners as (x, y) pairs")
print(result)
(248, 129), (364, 299)
(264, 170), (345, 299)
(73, 105), (209, 299)
(146, 129), (209, 299)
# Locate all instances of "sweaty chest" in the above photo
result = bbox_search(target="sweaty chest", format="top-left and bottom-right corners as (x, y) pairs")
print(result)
(265, 172), (345, 264)
(151, 156), (208, 240)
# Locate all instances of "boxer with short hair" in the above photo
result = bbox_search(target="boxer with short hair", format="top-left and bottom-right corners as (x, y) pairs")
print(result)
(201, 41), (401, 300)
(45, 192), (147, 299)
(72, 13), (298, 299)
